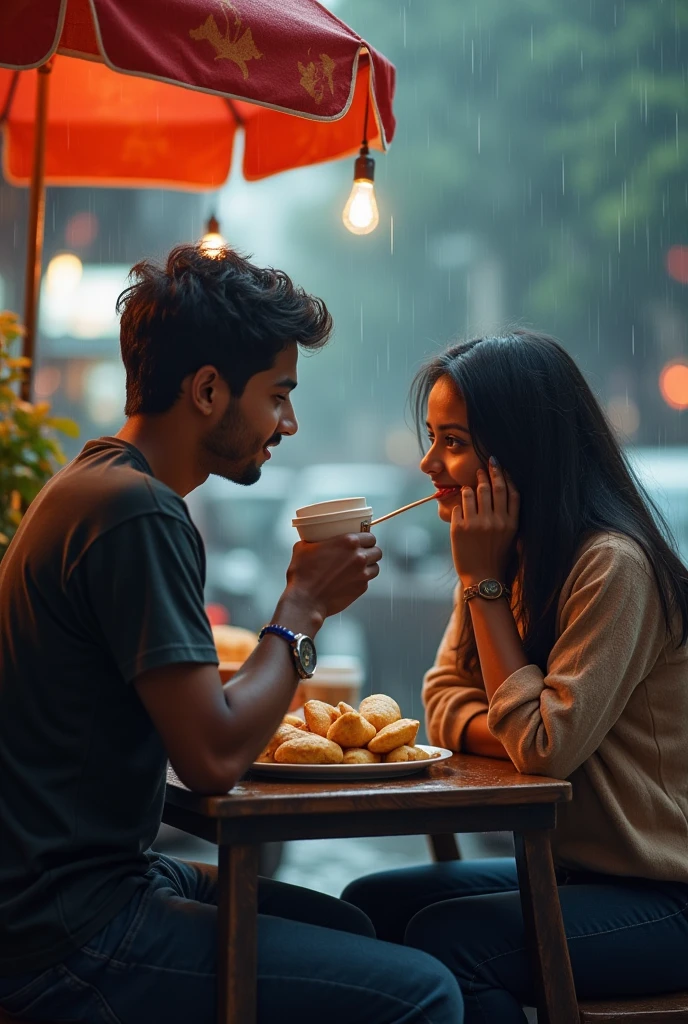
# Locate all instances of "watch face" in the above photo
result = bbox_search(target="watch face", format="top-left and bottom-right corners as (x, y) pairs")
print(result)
(478, 579), (502, 599)
(296, 636), (317, 674)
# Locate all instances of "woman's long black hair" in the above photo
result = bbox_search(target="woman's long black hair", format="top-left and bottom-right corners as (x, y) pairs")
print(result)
(412, 330), (688, 672)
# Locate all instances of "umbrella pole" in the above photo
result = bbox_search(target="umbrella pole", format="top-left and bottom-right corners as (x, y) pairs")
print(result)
(21, 62), (52, 402)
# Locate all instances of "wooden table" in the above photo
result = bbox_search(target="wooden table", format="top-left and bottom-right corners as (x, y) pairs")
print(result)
(162, 754), (577, 1024)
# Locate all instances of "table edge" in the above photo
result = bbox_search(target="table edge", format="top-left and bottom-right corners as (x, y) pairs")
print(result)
(164, 777), (572, 818)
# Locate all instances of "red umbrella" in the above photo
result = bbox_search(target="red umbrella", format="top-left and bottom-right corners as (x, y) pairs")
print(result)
(0, 0), (396, 395)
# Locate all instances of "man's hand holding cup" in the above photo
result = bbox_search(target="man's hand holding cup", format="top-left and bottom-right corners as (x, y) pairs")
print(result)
(284, 530), (382, 622)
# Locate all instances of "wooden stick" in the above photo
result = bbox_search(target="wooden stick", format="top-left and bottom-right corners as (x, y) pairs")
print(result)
(369, 493), (437, 527)
(21, 62), (52, 402)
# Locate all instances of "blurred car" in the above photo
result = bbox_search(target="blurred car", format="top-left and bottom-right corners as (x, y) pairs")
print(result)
(185, 467), (295, 630)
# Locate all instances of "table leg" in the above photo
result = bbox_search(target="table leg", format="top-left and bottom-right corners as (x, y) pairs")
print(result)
(427, 833), (462, 862)
(514, 830), (578, 1024)
(217, 843), (259, 1024)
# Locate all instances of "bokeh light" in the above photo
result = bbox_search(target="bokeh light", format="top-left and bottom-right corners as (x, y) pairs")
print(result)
(45, 253), (83, 298)
(606, 396), (640, 437)
(34, 366), (62, 398)
(83, 361), (126, 425)
(659, 361), (688, 410)
(385, 426), (419, 466)
(65, 212), (99, 249)
(666, 246), (688, 284)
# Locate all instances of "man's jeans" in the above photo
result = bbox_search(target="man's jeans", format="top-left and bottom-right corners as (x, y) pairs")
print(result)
(342, 857), (688, 1024)
(0, 853), (463, 1024)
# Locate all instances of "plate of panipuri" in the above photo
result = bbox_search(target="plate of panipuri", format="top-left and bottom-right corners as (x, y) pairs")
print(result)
(251, 694), (452, 780)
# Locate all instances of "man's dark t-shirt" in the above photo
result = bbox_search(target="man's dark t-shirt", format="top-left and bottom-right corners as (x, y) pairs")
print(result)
(0, 438), (218, 975)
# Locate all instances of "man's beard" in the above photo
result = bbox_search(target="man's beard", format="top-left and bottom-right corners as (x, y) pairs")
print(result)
(201, 399), (279, 486)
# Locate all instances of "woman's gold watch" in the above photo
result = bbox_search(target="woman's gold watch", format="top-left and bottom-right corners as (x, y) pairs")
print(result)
(463, 579), (511, 603)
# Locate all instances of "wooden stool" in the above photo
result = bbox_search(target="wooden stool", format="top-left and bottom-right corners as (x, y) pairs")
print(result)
(578, 991), (688, 1022)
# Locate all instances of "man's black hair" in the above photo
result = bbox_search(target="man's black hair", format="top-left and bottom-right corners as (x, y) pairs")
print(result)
(117, 244), (333, 415)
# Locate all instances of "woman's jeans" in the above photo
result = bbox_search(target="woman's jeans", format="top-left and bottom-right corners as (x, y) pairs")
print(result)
(342, 857), (688, 1024)
(0, 853), (462, 1024)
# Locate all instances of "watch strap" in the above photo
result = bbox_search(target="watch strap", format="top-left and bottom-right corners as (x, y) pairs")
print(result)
(258, 624), (297, 644)
(463, 579), (511, 603)
(258, 624), (315, 679)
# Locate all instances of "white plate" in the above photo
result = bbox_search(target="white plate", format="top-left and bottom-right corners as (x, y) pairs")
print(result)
(249, 745), (453, 781)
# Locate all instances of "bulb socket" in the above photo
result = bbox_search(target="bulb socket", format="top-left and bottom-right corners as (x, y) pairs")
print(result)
(205, 214), (220, 234)
(354, 153), (375, 183)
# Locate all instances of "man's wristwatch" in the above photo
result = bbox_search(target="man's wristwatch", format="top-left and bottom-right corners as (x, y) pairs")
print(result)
(463, 579), (511, 603)
(258, 624), (317, 679)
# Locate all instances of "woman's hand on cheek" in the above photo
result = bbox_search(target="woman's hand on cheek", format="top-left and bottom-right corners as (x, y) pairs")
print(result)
(450, 458), (520, 586)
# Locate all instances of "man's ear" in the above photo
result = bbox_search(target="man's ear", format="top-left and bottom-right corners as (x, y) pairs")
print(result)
(189, 365), (227, 416)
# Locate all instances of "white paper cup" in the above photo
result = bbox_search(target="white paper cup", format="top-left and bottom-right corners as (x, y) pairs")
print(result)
(300, 655), (364, 707)
(296, 497), (367, 518)
(292, 506), (373, 541)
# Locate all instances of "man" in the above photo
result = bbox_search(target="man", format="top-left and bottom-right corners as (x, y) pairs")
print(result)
(0, 246), (462, 1023)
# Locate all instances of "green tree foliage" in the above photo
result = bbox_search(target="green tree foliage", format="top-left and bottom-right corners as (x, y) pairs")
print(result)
(294, 0), (687, 447)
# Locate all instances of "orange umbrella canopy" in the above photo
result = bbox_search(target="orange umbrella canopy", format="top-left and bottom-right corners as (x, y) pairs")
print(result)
(0, 0), (396, 189)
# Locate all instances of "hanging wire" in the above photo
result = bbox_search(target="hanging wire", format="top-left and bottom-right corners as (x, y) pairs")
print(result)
(361, 84), (370, 151)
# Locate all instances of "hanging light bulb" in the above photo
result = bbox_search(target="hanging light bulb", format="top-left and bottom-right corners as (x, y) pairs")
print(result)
(342, 144), (379, 235)
(200, 214), (227, 257)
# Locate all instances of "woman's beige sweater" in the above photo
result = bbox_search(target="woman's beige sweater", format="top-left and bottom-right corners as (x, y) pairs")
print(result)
(423, 532), (688, 881)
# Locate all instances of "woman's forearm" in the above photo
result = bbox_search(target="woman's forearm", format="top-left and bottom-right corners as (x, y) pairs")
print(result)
(462, 711), (511, 759)
(465, 592), (529, 700)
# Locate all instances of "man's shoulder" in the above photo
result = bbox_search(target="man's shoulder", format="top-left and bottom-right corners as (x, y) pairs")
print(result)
(58, 438), (189, 529)
(25, 439), (194, 563)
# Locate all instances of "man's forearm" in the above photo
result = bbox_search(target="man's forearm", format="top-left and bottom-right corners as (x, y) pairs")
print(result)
(218, 595), (323, 771)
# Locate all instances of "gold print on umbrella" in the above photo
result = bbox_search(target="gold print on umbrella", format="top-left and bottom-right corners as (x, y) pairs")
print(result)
(298, 51), (335, 103)
(189, 0), (262, 80)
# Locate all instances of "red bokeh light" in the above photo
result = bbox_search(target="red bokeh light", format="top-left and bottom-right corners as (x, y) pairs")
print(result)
(666, 246), (688, 284)
(65, 212), (98, 249)
(205, 604), (230, 626)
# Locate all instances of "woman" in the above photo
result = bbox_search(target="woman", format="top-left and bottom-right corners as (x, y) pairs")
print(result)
(343, 331), (688, 1022)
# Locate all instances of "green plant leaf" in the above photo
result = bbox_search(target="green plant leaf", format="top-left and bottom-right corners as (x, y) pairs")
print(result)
(0, 310), (73, 564)
(46, 417), (80, 439)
